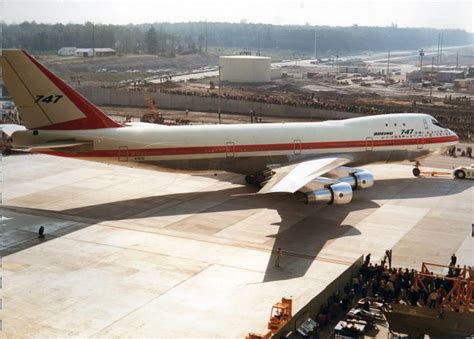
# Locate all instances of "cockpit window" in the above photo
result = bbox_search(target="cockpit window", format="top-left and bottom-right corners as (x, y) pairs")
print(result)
(432, 119), (445, 128)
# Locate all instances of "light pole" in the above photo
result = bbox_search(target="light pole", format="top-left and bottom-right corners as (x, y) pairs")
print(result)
(314, 30), (317, 60)
(419, 49), (425, 82)
(386, 50), (391, 84)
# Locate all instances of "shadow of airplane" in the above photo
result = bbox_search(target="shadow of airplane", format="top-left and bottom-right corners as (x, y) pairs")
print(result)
(1, 176), (471, 283)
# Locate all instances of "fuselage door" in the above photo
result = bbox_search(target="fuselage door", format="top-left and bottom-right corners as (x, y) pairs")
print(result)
(423, 119), (428, 129)
(293, 139), (302, 155)
(365, 137), (373, 151)
(226, 142), (235, 158)
(118, 146), (128, 162)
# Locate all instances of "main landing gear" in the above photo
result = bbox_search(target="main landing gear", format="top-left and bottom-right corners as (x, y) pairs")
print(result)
(245, 169), (275, 188)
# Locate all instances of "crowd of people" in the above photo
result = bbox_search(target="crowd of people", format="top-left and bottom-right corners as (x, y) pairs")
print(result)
(350, 253), (473, 311)
(443, 95), (472, 106)
(156, 87), (405, 115)
(125, 85), (472, 140)
(0, 109), (21, 124)
(447, 145), (473, 158)
(437, 114), (473, 142)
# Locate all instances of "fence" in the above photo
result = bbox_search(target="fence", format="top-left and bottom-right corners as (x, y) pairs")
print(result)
(78, 87), (362, 121)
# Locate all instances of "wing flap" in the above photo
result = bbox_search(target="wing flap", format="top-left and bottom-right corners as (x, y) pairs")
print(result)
(258, 156), (352, 194)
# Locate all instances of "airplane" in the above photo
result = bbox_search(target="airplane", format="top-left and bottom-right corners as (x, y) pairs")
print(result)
(0, 50), (459, 205)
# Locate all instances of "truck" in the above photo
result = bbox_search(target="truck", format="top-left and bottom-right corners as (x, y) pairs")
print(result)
(453, 164), (474, 179)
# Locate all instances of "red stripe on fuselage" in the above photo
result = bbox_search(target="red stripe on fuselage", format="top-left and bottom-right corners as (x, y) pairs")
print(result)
(23, 51), (123, 130)
(39, 135), (458, 158)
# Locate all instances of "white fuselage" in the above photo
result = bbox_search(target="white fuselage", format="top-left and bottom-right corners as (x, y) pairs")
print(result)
(12, 113), (458, 174)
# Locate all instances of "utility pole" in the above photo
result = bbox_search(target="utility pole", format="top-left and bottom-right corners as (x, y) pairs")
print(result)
(439, 32), (444, 64)
(430, 57), (434, 101)
(386, 50), (391, 84)
(437, 32), (441, 64)
(456, 52), (459, 69)
(218, 65), (222, 124)
(419, 49), (425, 81)
(314, 30), (317, 59)
(257, 31), (260, 56)
(92, 22), (95, 57)
(205, 20), (208, 53)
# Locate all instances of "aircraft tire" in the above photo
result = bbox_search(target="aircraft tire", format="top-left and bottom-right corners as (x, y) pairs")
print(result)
(245, 175), (257, 185)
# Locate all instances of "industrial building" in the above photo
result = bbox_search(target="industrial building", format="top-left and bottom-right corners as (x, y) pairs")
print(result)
(406, 69), (467, 83)
(406, 70), (422, 82)
(74, 48), (117, 57)
(437, 70), (465, 83)
(338, 66), (369, 76)
(219, 55), (271, 83)
(94, 48), (117, 57)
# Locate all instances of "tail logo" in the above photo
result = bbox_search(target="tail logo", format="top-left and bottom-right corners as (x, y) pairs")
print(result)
(34, 95), (64, 104)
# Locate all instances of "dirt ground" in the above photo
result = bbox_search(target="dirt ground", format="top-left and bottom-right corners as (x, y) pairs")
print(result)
(40, 53), (219, 81)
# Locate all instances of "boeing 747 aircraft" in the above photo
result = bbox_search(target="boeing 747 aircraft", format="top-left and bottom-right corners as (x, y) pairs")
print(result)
(0, 50), (459, 205)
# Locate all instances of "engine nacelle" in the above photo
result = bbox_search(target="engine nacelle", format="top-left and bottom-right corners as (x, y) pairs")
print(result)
(339, 170), (374, 190)
(304, 182), (353, 205)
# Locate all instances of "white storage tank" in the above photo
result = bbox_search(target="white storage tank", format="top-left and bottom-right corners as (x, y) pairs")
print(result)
(219, 55), (271, 83)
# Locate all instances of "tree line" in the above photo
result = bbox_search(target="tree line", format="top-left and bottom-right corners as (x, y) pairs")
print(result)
(2, 21), (472, 56)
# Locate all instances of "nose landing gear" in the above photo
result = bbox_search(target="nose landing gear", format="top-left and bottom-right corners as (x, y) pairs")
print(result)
(412, 161), (452, 177)
(413, 161), (421, 177)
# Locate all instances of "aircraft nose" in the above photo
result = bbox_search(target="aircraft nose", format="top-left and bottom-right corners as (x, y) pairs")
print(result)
(448, 129), (459, 141)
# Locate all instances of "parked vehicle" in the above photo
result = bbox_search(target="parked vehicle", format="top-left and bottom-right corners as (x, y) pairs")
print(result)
(453, 165), (474, 179)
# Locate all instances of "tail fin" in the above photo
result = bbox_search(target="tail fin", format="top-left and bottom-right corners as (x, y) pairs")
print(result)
(0, 49), (122, 130)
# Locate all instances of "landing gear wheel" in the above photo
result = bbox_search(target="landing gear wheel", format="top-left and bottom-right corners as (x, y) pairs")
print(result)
(245, 175), (257, 185)
(412, 168), (421, 177)
(454, 170), (466, 179)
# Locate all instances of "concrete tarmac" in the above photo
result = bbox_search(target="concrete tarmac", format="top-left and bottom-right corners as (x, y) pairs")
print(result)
(1, 154), (472, 337)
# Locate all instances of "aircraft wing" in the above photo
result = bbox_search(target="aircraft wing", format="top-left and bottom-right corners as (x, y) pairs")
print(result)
(12, 140), (93, 152)
(257, 156), (352, 194)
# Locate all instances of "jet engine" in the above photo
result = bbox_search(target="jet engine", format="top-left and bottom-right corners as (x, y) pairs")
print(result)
(304, 182), (353, 205)
(338, 170), (374, 190)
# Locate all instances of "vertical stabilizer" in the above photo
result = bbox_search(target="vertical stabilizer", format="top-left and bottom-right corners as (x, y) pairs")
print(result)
(0, 49), (122, 130)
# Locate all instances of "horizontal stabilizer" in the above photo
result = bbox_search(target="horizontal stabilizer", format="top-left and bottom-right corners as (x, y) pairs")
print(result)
(0, 124), (27, 136)
(12, 140), (93, 152)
